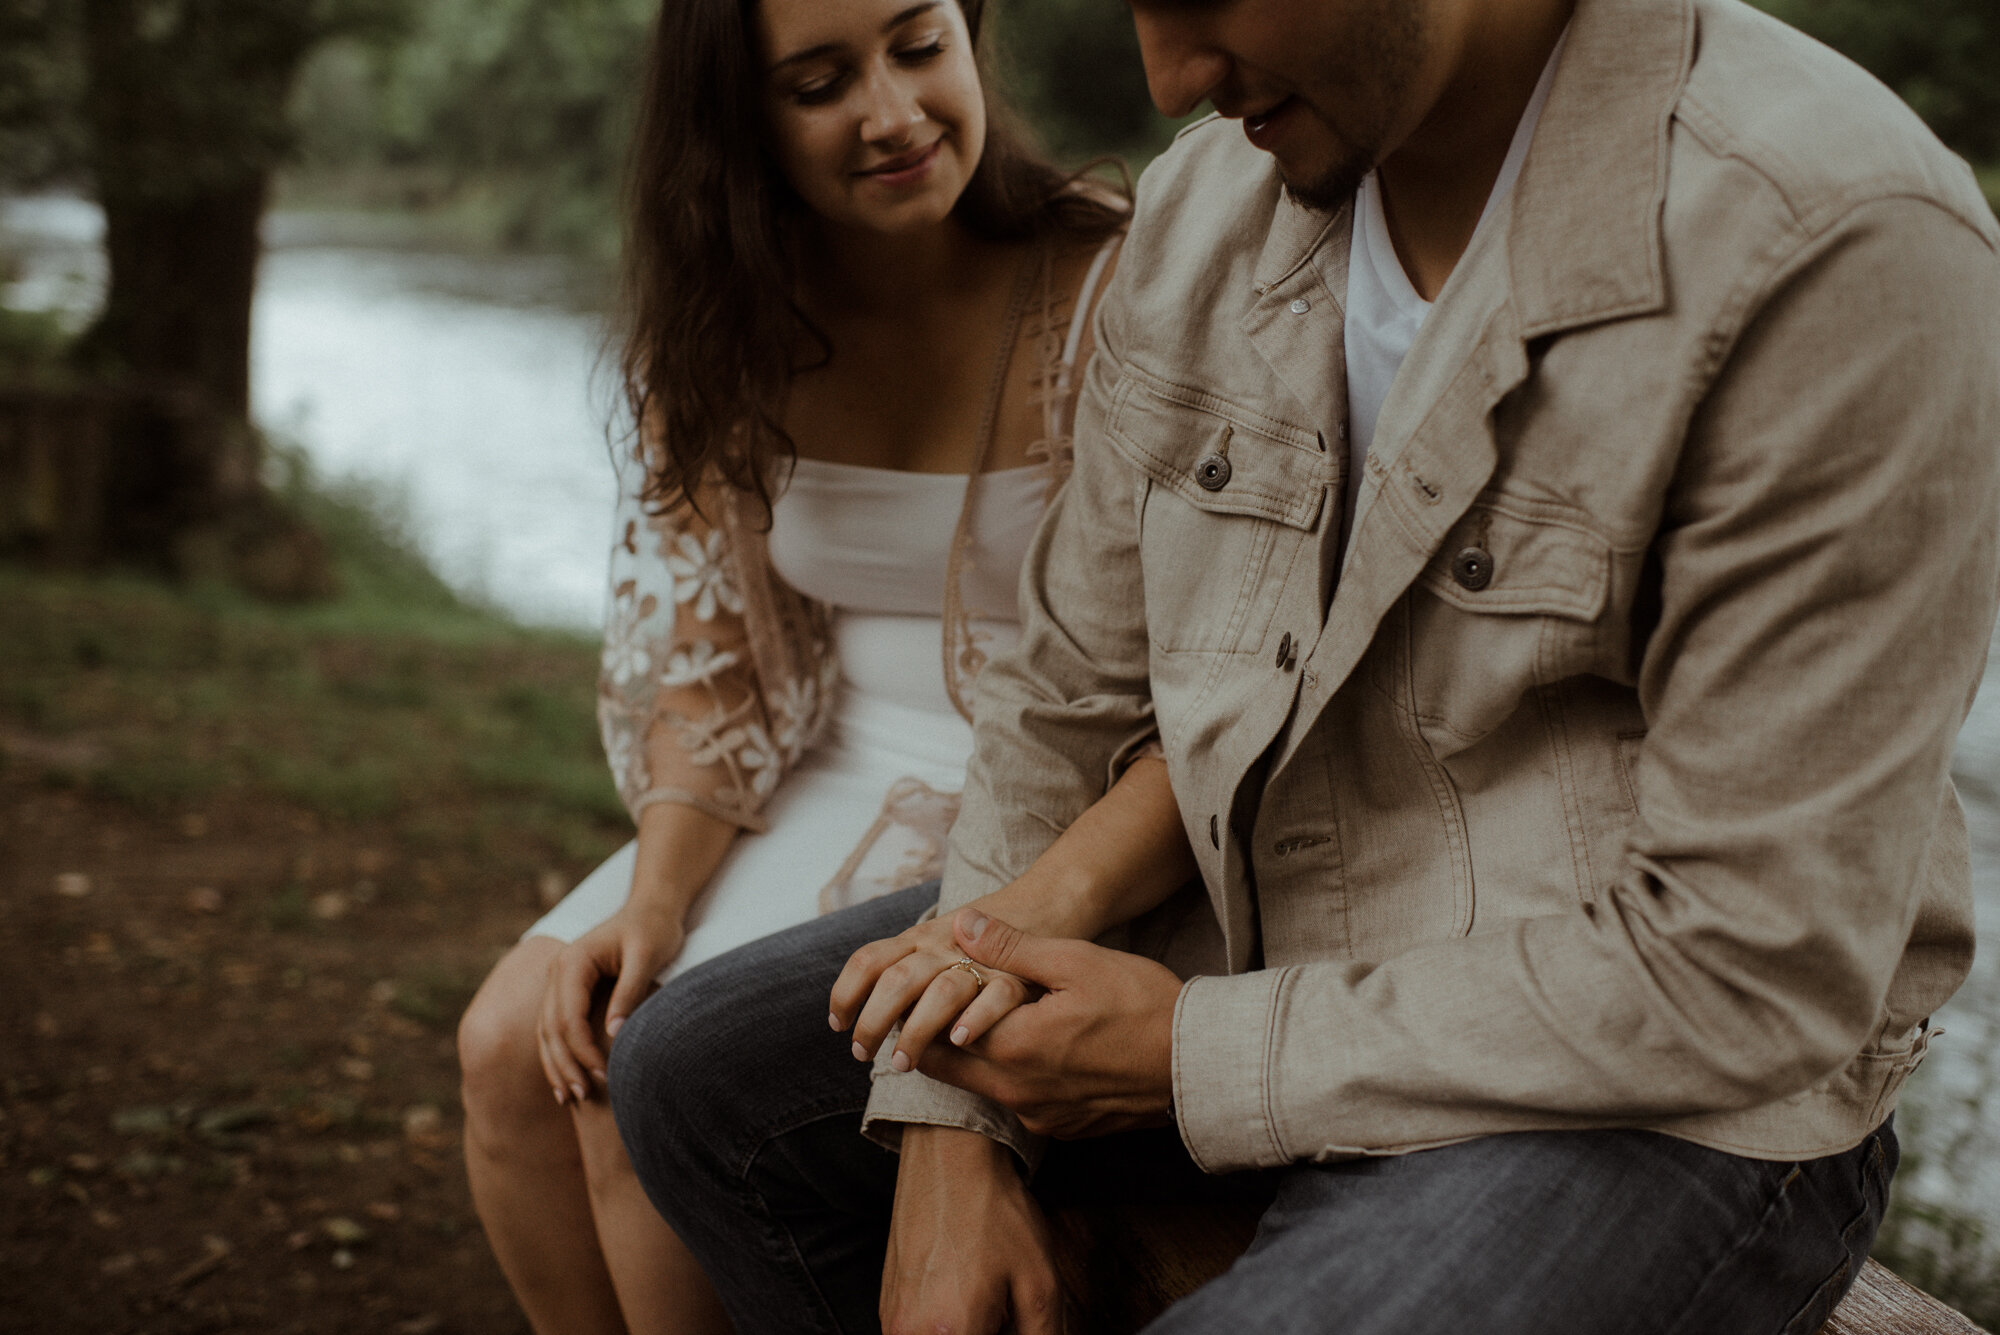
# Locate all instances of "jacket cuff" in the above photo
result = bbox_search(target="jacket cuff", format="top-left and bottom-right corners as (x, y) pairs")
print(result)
(1172, 970), (1296, 1173)
(861, 1040), (1046, 1170)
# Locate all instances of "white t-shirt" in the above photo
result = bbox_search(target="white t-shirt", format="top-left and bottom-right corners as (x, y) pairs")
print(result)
(1340, 29), (1569, 555)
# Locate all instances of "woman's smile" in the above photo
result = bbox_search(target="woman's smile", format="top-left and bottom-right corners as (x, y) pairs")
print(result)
(857, 139), (943, 186)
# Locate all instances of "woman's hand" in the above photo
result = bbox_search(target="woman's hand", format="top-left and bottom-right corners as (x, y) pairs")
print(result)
(537, 903), (688, 1105)
(830, 913), (1033, 1074)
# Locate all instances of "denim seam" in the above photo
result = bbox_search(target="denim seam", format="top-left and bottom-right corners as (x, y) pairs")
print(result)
(1658, 1159), (1819, 1335)
(738, 1106), (881, 1335)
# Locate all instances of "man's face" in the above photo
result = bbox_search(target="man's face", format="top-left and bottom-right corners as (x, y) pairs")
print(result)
(1129, 0), (1440, 210)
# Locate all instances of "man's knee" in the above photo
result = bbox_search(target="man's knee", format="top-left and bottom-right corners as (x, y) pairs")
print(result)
(606, 964), (743, 1192)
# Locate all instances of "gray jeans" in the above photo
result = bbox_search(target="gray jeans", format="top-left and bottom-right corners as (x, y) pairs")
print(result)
(609, 884), (1893, 1335)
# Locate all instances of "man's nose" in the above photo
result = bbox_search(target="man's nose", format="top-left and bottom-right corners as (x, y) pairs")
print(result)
(1132, 10), (1229, 119)
(857, 65), (924, 144)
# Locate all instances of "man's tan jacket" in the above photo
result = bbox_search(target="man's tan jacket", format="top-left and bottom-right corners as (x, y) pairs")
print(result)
(866, 0), (2000, 1172)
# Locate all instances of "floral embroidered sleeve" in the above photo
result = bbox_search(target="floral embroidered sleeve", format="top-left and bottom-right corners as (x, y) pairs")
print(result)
(597, 450), (803, 833)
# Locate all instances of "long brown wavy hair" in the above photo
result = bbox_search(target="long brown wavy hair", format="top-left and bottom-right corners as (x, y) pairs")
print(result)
(618, 0), (1128, 521)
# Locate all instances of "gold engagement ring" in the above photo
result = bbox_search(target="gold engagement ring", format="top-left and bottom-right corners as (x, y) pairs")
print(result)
(946, 957), (988, 991)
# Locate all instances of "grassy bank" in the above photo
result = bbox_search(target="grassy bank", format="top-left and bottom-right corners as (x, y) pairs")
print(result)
(0, 479), (623, 860)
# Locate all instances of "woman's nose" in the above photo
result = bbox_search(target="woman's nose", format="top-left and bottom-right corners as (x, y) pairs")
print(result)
(856, 66), (925, 145)
(1132, 10), (1229, 119)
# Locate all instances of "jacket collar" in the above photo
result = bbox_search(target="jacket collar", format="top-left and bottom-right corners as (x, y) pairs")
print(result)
(1262, 0), (1696, 762)
(1506, 0), (1692, 338)
(1244, 0), (1693, 340)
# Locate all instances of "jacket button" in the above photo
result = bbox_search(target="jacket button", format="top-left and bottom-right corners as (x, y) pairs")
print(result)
(1275, 632), (1293, 670)
(1452, 546), (1494, 591)
(1209, 814), (1220, 848)
(1195, 455), (1232, 491)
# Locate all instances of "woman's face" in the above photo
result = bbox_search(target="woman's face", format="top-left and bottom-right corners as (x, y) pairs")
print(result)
(757, 0), (986, 235)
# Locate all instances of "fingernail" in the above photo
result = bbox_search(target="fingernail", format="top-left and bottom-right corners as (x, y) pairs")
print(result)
(961, 910), (988, 942)
(553, 1087), (567, 1106)
(852, 1041), (869, 1062)
(570, 1083), (587, 1103)
(828, 1012), (841, 1031)
(890, 1050), (912, 1073)
(592, 1069), (608, 1085)
(605, 1016), (624, 1039)
(951, 1025), (969, 1046)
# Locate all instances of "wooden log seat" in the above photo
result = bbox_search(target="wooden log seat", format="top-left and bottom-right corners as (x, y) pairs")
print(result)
(1048, 1203), (1989, 1335)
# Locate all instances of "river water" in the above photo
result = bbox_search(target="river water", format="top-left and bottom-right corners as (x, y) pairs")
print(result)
(5, 192), (1998, 1232)
(1, 195), (619, 630)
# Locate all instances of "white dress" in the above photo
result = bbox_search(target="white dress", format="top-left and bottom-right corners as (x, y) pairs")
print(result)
(523, 461), (1045, 982)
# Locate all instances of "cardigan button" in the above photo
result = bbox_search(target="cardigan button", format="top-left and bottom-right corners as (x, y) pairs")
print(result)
(1452, 546), (1494, 591)
(1195, 455), (1232, 491)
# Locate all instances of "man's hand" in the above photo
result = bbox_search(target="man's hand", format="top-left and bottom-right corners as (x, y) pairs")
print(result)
(882, 1127), (1063, 1335)
(918, 909), (1181, 1139)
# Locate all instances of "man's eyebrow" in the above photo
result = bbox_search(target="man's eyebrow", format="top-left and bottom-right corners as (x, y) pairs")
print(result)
(768, 2), (943, 73)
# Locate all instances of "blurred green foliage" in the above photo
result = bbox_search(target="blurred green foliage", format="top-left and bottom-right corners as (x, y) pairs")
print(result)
(1754, 0), (2000, 163)
(5, 0), (1994, 252)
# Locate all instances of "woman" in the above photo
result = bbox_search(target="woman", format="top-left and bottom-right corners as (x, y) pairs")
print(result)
(455, 0), (1193, 1330)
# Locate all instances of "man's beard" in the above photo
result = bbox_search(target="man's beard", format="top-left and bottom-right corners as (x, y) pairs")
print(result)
(1283, 154), (1373, 214)
(1281, 0), (1426, 215)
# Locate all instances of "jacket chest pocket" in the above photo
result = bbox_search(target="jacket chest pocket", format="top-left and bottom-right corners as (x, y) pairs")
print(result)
(1401, 497), (1615, 748)
(1107, 373), (1329, 655)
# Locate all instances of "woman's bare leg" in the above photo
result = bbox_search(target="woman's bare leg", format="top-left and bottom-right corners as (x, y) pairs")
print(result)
(461, 937), (732, 1335)
(461, 937), (631, 1335)
(573, 1097), (733, 1335)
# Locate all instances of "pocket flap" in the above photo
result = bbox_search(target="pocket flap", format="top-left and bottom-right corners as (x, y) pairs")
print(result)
(1105, 368), (1330, 531)
(1418, 498), (1611, 620)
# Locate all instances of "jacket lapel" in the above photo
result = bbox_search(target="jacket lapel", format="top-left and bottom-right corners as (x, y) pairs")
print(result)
(1270, 0), (1691, 761)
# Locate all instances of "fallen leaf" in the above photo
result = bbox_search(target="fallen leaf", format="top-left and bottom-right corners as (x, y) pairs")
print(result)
(33, 1012), (59, 1039)
(54, 872), (92, 898)
(91, 1208), (122, 1229)
(367, 980), (398, 1005)
(395, 1317), (443, 1335)
(66, 1154), (101, 1174)
(101, 1253), (139, 1276)
(196, 1105), (273, 1140)
(401, 1105), (442, 1140)
(321, 1216), (370, 1246)
(286, 1230), (313, 1252)
(180, 813), (209, 838)
(166, 1236), (231, 1290)
(111, 1106), (177, 1137)
(337, 1058), (374, 1082)
(311, 892), (348, 921)
(536, 870), (567, 908)
(184, 887), (224, 914)
(365, 1200), (401, 1222)
(331, 1248), (355, 1270)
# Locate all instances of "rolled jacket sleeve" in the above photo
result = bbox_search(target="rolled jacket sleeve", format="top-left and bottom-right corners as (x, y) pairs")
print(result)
(1175, 198), (2000, 1171)
(862, 284), (1161, 1158)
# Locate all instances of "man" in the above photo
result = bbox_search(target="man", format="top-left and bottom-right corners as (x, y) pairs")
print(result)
(610, 0), (2000, 1330)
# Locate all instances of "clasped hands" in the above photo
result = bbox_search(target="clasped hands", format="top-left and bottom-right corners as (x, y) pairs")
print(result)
(829, 904), (1183, 1137)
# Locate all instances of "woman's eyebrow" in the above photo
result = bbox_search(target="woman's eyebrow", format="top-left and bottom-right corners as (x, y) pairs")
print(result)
(768, 1), (943, 73)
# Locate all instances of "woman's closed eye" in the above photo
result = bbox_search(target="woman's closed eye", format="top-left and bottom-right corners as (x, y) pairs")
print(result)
(893, 35), (946, 66)
(786, 36), (947, 106)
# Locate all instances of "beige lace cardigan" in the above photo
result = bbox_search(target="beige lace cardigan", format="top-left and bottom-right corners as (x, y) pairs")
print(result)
(597, 239), (1123, 842)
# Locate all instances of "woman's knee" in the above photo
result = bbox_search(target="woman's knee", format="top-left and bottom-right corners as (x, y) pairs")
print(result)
(459, 939), (560, 1121)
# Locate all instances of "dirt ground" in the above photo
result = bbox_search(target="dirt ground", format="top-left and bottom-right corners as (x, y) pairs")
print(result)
(0, 566), (630, 1334)
(0, 775), (584, 1334)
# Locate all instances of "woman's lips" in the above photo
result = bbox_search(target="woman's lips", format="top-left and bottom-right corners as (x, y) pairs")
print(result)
(1243, 98), (1300, 153)
(857, 140), (942, 186)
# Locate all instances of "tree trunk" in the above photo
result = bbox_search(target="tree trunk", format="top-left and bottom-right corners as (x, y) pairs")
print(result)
(95, 172), (268, 421)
